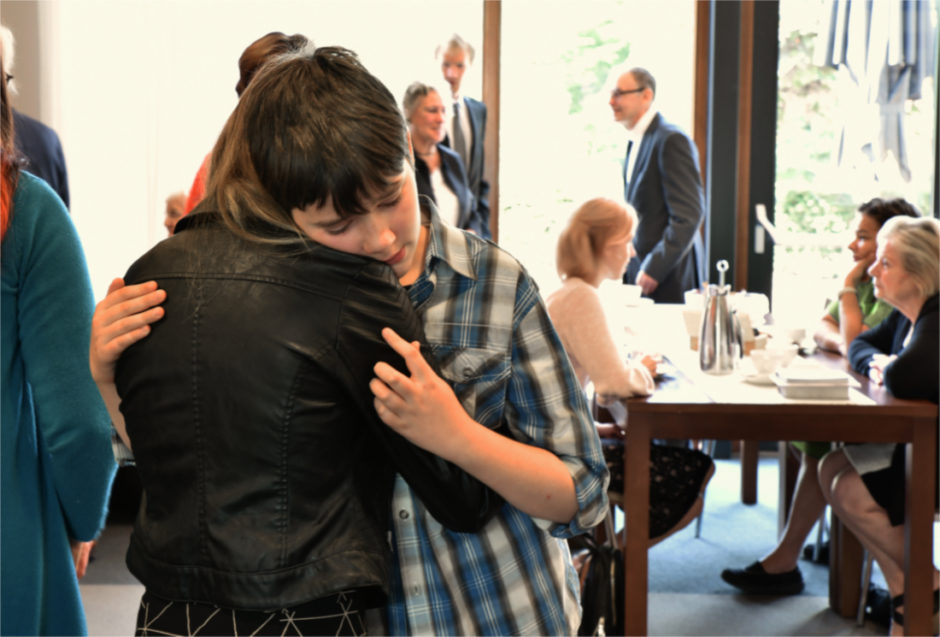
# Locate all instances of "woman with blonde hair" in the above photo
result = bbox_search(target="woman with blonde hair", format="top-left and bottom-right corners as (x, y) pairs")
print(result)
(546, 197), (713, 543)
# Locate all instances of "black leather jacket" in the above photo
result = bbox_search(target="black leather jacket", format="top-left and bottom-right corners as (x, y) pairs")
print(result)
(116, 211), (499, 609)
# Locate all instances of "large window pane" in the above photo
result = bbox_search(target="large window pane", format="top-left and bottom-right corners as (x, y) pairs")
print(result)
(772, 0), (938, 327)
(499, 0), (696, 292)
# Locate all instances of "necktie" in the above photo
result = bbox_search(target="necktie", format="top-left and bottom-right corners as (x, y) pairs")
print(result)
(452, 101), (468, 168)
(624, 140), (634, 185)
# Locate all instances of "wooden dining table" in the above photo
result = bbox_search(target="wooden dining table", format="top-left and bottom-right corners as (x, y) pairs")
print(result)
(615, 304), (938, 636)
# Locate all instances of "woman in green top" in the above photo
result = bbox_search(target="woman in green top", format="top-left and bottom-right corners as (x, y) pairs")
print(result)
(814, 198), (918, 355)
(721, 197), (919, 596)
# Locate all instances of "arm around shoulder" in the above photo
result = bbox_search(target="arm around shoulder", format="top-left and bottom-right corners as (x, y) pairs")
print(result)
(341, 266), (503, 532)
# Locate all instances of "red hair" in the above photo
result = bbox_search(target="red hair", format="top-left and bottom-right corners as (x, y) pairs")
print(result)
(1, 161), (13, 240)
(1, 47), (18, 242)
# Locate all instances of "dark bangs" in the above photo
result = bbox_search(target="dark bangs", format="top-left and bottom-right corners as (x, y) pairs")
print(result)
(244, 47), (410, 219)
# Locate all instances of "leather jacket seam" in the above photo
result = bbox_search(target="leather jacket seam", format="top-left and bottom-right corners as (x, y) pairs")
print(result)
(192, 277), (210, 562)
(279, 368), (302, 567)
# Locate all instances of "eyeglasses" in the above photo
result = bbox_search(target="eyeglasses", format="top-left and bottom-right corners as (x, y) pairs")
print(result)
(611, 87), (644, 98)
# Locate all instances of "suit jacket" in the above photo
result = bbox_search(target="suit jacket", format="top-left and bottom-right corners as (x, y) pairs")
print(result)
(622, 112), (705, 303)
(13, 109), (70, 209)
(415, 143), (489, 237)
(443, 96), (490, 239)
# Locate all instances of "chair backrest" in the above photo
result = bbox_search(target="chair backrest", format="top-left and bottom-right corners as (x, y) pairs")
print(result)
(585, 381), (628, 426)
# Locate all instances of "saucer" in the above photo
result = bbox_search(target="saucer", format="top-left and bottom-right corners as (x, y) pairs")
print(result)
(743, 372), (775, 386)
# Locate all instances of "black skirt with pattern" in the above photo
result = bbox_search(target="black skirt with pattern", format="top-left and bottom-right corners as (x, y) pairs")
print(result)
(601, 439), (714, 539)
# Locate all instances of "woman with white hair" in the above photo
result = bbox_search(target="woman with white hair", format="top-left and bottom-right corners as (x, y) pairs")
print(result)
(818, 214), (940, 636)
(402, 81), (488, 237)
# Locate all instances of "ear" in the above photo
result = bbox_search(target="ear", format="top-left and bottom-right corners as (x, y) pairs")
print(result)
(407, 130), (415, 164)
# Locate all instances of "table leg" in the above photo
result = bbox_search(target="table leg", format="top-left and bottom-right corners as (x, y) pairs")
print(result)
(828, 516), (863, 617)
(741, 440), (759, 504)
(903, 433), (936, 636)
(623, 416), (652, 635)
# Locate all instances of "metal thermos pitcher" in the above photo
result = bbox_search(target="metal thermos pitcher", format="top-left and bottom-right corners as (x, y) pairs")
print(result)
(700, 260), (738, 375)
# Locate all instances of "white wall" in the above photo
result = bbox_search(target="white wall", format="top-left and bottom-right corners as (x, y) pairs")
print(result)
(35, 0), (482, 300)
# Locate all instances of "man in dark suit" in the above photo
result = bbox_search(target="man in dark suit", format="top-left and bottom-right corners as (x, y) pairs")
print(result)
(13, 109), (70, 208)
(2, 24), (70, 208)
(610, 67), (704, 303)
(437, 34), (491, 239)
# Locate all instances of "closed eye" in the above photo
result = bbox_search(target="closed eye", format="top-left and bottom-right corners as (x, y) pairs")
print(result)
(378, 195), (402, 210)
(324, 220), (354, 235)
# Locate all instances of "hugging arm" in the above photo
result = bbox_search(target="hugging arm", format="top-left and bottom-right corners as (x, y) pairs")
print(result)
(89, 278), (166, 449)
(338, 266), (504, 532)
(370, 293), (609, 533)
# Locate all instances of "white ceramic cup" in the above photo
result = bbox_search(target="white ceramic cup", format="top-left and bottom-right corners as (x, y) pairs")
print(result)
(750, 348), (786, 375)
(751, 344), (798, 375)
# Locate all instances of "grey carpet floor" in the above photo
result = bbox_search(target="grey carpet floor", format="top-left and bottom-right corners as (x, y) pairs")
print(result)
(640, 454), (891, 636)
(648, 454), (845, 596)
(81, 455), (910, 636)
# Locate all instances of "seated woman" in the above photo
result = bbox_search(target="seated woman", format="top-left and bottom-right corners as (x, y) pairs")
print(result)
(545, 197), (714, 544)
(818, 215), (939, 636)
(402, 81), (489, 238)
(722, 197), (918, 596)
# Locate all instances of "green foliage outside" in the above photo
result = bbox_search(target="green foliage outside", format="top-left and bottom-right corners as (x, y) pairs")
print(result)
(775, 8), (936, 235)
(772, 1), (937, 324)
(563, 22), (630, 115)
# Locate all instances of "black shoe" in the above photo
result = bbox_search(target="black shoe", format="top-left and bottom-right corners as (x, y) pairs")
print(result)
(801, 540), (829, 565)
(865, 585), (891, 628)
(720, 561), (804, 595)
(889, 588), (940, 633)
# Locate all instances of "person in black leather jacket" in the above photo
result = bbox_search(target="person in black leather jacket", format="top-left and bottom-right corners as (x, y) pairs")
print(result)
(88, 43), (499, 636)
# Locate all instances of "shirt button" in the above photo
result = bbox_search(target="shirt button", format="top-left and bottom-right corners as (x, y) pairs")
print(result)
(399, 509), (410, 520)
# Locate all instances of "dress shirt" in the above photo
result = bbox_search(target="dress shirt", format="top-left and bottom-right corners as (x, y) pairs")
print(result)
(429, 166), (460, 227)
(624, 106), (658, 184)
(386, 208), (610, 636)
